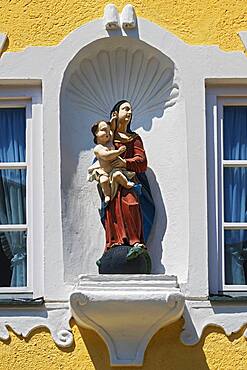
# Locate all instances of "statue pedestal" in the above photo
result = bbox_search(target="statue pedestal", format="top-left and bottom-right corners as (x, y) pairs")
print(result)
(70, 274), (184, 366)
(98, 245), (151, 274)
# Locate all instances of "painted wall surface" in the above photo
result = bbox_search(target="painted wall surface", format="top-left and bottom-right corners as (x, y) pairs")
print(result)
(0, 321), (247, 370)
(0, 0), (246, 52)
(0, 0), (247, 369)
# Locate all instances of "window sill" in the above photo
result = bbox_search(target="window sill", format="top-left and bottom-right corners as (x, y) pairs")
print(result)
(209, 293), (247, 302)
(0, 297), (44, 306)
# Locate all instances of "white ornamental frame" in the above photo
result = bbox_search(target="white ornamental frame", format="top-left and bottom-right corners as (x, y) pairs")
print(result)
(0, 4), (246, 366)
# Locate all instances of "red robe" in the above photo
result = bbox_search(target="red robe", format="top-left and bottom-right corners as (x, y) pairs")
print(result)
(104, 134), (147, 249)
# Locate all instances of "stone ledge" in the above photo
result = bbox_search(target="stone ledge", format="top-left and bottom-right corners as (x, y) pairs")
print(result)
(70, 275), (185, 367)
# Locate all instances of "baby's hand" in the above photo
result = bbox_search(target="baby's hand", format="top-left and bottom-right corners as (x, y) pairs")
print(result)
(118, 145), (126, 153)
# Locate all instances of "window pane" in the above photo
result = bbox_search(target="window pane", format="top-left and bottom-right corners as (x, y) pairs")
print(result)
(0, 108), (26, 162)
(0, 230), (27, 287)
(224, 167), (247, 222)
(225, 230), (247, 285)
(223, 106), (247, 160)
(0, 169), (26, 224)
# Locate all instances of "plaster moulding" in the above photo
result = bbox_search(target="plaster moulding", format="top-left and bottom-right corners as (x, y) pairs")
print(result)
(182, 300), (247, 345)
(0, 303), (73, 348)
(103, 4), (120, 30)
(70, 275), (185, 367)
(66, 44), (179, 119)
(120, 4), (137, 29)
(103, 4), (137, 30)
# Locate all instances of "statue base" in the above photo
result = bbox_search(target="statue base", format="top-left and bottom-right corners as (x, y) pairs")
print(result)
(97, 245), (151, 274)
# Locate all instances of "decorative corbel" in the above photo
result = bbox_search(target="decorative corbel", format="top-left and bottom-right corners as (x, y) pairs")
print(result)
(103, 4), (120, 30)
(70, 275), (185, 367)
(120, 4), (137, 29)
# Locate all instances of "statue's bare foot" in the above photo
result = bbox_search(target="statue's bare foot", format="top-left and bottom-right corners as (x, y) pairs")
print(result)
(133, 243), (146, 249)
(105, 196), (111, 203)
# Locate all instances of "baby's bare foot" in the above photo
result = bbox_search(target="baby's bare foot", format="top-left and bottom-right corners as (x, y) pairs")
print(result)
(126, 181), (135, 189)
(105, 196), (110, 203)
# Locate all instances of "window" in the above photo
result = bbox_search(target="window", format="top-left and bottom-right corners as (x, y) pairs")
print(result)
(207, 89), (247, 293)
(0, 84), (43, 297)
(0, 106), (28, 288)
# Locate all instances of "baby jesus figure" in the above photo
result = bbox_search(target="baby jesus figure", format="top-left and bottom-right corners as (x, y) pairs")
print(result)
(87, 117), (135, 203)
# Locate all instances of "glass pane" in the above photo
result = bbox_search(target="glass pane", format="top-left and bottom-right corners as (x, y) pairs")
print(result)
(225, 230), (247, 285)
(0, 108), (26, 162)
(0, 230), (27, 287)
(223, 106), (247, 160)
(224, 167), (247, 222)
(0, 169), (26, 224)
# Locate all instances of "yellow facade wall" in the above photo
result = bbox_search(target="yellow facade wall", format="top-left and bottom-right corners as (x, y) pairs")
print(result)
(0, 1), (247, 369)
(0, 320), (247, 370)
(0, 0), (247, 52)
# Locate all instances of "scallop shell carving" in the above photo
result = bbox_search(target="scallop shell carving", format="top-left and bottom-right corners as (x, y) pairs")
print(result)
(66, 47), (179, 124)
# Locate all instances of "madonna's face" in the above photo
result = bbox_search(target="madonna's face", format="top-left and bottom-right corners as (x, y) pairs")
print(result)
(118, 102), (132, 126)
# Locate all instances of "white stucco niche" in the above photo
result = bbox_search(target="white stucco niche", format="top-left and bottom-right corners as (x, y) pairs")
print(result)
(60, 36), (183, 279)
(57, 9), (191, 296)
(57, 7), (189, 364)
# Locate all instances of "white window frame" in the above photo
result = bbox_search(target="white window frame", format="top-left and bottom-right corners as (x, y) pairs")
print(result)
(207, 85), (247, 294)
(0, 85), (43, 299)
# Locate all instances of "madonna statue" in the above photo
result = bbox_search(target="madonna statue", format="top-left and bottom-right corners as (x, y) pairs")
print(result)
(90, 100), (155, 274)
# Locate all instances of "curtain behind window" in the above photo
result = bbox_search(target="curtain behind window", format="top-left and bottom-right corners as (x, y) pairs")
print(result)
(224, 106), (247, 284)
(0, 108), (26, 287)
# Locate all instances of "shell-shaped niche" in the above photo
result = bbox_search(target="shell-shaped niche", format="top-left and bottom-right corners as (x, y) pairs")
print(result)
(60, 37), (180, 280)
(65, 41), (179, 127)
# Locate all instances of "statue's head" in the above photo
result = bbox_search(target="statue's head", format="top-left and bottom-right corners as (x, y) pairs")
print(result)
(91, 120), (111, 145)
(110, 100), (133, 133)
